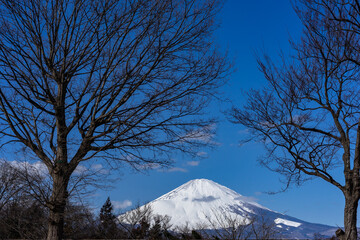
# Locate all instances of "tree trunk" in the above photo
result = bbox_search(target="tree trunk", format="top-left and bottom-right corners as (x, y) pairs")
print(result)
(47, 172), (69, 240)
(344, 194), (358, 240)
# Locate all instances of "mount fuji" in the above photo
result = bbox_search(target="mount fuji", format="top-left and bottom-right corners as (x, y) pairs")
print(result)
(121, 179), (337, 239)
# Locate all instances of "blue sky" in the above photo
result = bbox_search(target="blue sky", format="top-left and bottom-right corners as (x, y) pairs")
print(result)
(93, 0), (345, 227)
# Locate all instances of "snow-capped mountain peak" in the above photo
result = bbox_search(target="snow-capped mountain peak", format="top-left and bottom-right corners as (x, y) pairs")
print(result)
(155, 178), (267, 210)
(120, 179), (337, 239)
(124, 179), (271, 229)
(155, 178), (240, 200)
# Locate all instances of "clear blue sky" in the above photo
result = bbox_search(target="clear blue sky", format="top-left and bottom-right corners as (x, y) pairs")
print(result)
(94, 0), (346, 227)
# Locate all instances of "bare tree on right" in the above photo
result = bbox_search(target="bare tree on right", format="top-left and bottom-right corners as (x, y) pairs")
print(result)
(229, 1), (360, 239)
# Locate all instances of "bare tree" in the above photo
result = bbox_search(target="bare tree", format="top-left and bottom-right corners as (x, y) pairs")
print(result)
(199, 208), (278, 240)
(118, 203), (173, 239)
(0, 159), (114, 238)
(229, 1), (360, 239)
(0, 160), (49, 212)
(250, 214), (279, 240)
(0, 0), (228, 239)
(202, 208), (253, 240)
(0, 160), (23, 212)
(118, 203), (153, 238)
(0, 161), (49, 239)
(0, 197), (48, 239)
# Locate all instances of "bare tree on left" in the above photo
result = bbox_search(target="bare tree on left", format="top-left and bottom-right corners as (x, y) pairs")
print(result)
(0, 0), (229, 239)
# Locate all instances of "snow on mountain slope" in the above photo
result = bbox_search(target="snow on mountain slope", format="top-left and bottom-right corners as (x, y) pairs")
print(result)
(148, 178), (271, 229)
(121, 179), (291, 229)
(274, 218), (302, 227)
(120, 178), (337, 238)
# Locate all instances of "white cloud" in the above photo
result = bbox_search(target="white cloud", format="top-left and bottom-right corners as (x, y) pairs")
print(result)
(112, 200), (133, 210)
(8, 160), (48, 176)
(238, 128), (249, 135)
(182, 124), (219, 145)
(235, 196), (258, 203)
(187, 161), (200, 166)
(90, 163), (109, 174)
(260, 120), (276, 128)
(167, 167), (188, 173)
(196, 151), (208, 157)
(74, 165), (87, 174)
(91, 164), (103, 171)
(140, 163), (161, 170)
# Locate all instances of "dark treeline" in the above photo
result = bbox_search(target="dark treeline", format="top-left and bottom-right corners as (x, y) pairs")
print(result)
(0, 160), (200, 239)
(0, 195), (205, 240)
